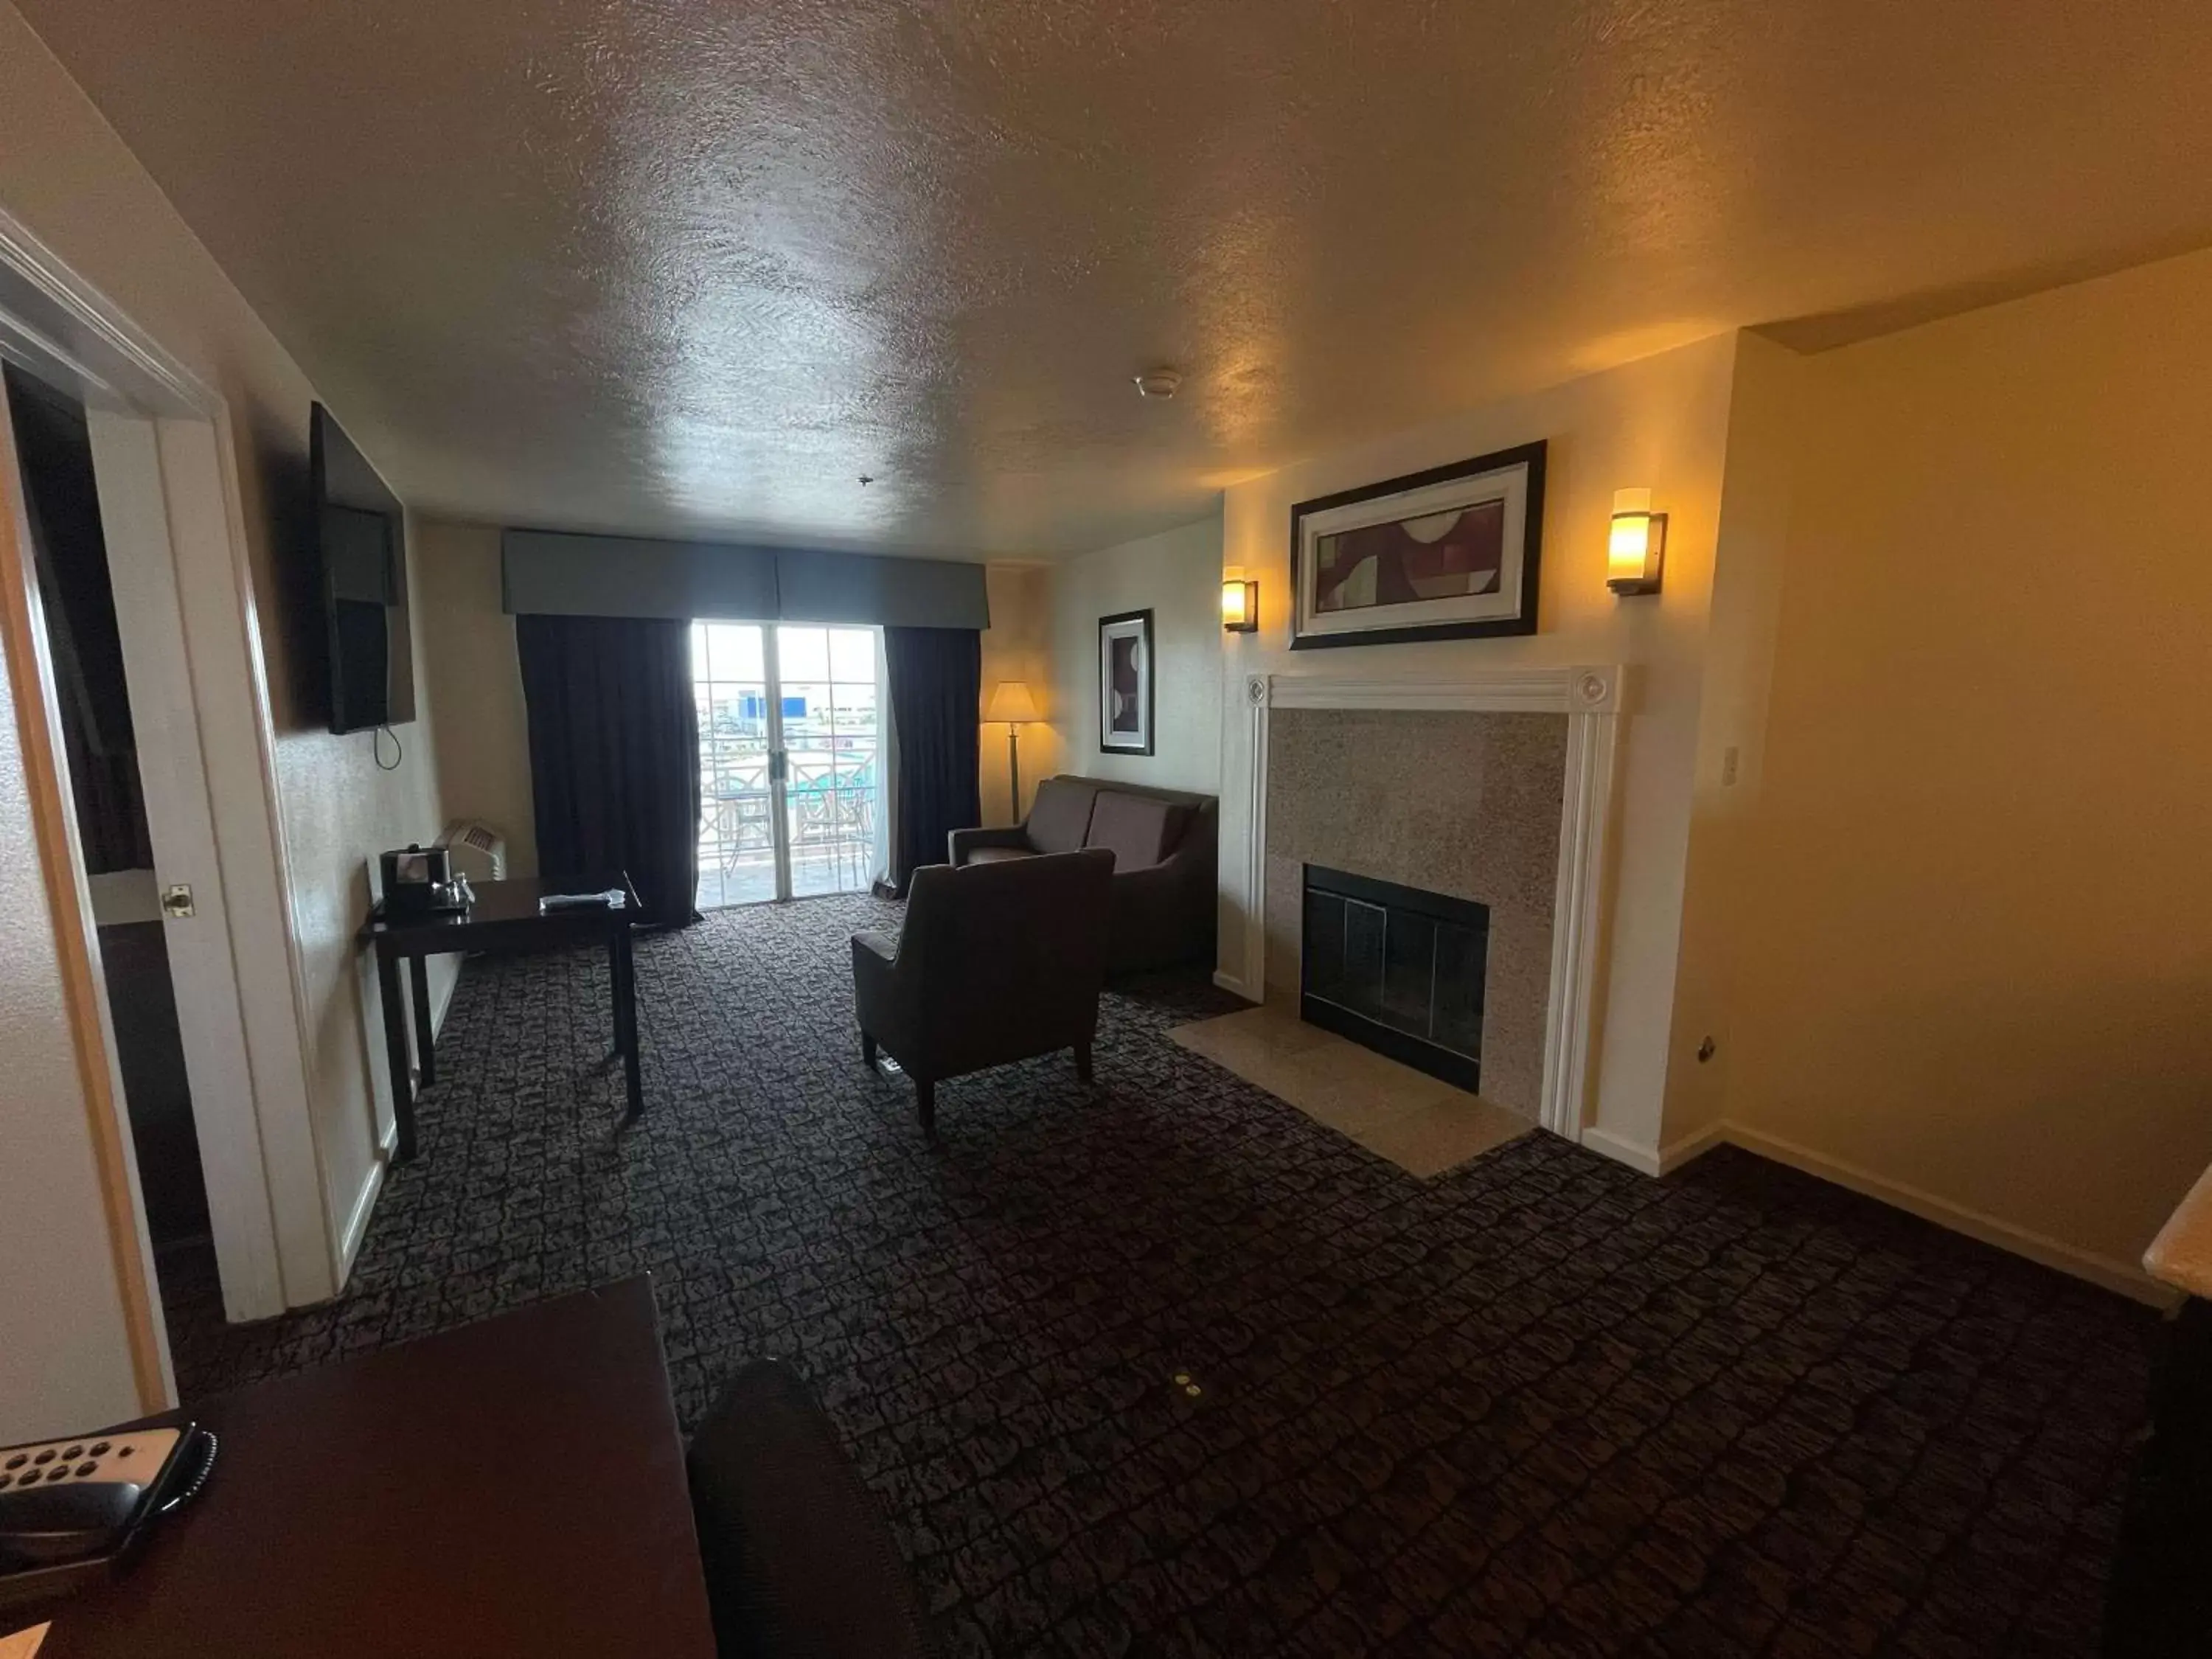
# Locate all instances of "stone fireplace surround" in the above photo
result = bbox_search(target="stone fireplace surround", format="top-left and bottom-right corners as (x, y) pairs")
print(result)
(1222, 667), (1623, 1139)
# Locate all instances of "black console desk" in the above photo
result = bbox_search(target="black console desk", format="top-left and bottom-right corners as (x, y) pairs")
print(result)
(363, 874), (642, 1159)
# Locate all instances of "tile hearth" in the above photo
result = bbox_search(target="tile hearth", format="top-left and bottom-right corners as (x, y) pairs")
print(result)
(1169, 1004), (1530, 1178)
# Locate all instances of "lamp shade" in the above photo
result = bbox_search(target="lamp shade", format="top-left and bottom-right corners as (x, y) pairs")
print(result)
(987, 680), (1040, 723)
(1607, 487), (1666, 596)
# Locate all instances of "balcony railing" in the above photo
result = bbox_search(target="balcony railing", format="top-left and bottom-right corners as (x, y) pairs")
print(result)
(695, 756), (880, 908)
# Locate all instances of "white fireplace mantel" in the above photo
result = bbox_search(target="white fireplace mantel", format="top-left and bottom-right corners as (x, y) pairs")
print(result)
(1218, 664), (1624, 1140)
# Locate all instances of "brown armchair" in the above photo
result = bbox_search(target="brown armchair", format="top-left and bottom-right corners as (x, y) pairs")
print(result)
(850, 849), (1114, 1133)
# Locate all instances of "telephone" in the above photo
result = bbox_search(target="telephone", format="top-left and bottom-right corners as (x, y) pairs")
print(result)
(0, 1424), (217, 1611)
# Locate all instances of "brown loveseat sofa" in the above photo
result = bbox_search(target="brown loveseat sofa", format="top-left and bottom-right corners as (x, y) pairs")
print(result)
(948, 776), (1217, 973)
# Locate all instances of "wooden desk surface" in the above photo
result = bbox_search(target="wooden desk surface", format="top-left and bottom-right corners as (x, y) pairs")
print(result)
(43, 1279), (714, 1658)
(363, 874), (637, 958)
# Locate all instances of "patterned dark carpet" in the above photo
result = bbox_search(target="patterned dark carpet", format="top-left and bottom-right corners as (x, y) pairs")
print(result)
(162, 894), (2158, 1657)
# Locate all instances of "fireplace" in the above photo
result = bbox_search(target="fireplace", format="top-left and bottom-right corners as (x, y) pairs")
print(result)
(1301, 864), (1489, 1091)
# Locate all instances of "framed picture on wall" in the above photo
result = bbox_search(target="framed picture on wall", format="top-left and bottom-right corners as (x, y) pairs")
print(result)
(1288, 439), (1546, 649)
(1097, 608), (1155, 756)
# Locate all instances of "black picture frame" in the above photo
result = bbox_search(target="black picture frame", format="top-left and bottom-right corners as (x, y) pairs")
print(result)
(1287, 439), (1547, 650)
(1097, 608), (1155, 757)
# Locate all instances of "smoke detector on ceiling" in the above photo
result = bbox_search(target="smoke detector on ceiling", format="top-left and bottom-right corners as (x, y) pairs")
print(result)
(1133, 368), (1182, 400)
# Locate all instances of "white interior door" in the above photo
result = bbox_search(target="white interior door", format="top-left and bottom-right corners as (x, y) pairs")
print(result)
(0, 201), (328, 1344)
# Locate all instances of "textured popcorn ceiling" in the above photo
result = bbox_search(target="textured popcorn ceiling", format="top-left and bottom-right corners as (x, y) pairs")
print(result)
(17, 0), (2212, 557)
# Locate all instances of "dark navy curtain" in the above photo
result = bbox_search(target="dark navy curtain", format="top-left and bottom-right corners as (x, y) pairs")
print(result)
(883, 627), (981, 896)
(516, 613), (700, 928)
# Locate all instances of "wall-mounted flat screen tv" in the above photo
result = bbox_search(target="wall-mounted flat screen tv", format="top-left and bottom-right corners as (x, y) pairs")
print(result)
(311, 402), (413, 734)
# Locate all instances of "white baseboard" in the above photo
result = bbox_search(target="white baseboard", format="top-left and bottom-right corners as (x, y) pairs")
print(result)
(1577, 1127), (1665, 1176)
(1577, 1119), (2171, 1307)
(338, 961), (460, 1287)
(1657, 1120), (1729, 1173)
(429, 956), (461, 1037)
(1579, 1121), (1727, 1176)
(1211, 970), (1259, 1004)
(1721, 1123), (2178, 1310)
(335, 1119), (397, 1282)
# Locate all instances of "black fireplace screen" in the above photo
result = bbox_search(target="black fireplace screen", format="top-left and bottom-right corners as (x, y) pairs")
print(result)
(1301, 865), (1489, 1091)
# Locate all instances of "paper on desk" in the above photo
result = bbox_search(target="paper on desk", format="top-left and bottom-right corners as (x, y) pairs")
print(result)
(0, 1622), (48, 1658)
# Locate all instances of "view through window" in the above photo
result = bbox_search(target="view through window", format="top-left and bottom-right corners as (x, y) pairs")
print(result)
(692, 622), (884, 908)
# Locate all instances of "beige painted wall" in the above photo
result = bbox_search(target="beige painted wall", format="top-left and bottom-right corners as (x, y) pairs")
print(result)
(1047, 515), (1224, 799)
(1722, 248), (2212, 1281)
(416, 518), (537, 874)
(1220, 335), (1742, 1158)
(981, 563), (1056, 825)
(0, 0), (448, 1421)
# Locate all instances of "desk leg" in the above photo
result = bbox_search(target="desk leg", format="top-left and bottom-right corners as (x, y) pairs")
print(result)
(409, 953), (436, 1088)
(377, 950), (417, 1162)
(611, 925), (643, 1124)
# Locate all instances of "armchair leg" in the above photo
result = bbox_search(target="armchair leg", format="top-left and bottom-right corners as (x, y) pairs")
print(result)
(862, 1031), (877, 1070)
(1074, 1042), (1093, 1085)
(916, 1078), (936, 1135)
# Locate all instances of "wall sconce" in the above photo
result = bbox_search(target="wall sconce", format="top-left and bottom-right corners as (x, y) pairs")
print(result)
(1607, 488), (1666, 597)
(1220, 574), (1259, 632)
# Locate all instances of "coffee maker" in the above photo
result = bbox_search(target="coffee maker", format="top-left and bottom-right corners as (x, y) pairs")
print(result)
(378, 844), (469, 917)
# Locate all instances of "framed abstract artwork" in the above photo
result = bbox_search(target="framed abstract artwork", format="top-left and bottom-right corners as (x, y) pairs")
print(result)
(1288, 439), (1546, 649)
(1097, 608), (1154, 755)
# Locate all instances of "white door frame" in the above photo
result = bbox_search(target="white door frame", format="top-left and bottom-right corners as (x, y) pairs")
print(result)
(759, 624), (796, 902)
(0, 204), (331, 1336)
(695, 619), (889, 905)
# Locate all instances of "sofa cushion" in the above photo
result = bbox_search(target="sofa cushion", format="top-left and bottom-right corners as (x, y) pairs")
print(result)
(1085, 790), (1186, 873)
(962, 844), (1034, 865)
(1025, 777), (1098, 854)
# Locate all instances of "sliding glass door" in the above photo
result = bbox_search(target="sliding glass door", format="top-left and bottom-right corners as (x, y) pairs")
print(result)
(692, 622), (885, 909)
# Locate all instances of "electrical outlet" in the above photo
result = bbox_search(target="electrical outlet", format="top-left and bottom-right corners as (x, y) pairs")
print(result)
(1721, 746), (1740, 786)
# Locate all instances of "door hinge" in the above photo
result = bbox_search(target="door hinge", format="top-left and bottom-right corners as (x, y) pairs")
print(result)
(160, 883), (196, 919)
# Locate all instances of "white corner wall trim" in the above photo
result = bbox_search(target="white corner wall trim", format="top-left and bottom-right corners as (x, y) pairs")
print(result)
(1211, 970), (1258, 1002)
(338, 1120), (397, 1281)
(1228, 665), (1623, 1139)
(334, 959), (463, 1285)
(1580, 1119), (1727, 1178)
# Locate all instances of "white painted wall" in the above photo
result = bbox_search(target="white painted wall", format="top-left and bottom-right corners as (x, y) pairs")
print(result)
(1717, 248), (2212, 1284)
(1046, 514), (1224, 799)
(1217, 335), (1742, 1160)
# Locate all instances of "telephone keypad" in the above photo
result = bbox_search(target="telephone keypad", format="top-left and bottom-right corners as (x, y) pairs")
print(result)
(0, 1428), (181, 1494)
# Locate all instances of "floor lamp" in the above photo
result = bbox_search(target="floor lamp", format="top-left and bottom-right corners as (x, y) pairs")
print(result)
(986, 681), (1040, 822)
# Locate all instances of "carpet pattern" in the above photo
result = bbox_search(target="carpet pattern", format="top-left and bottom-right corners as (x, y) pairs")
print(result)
(164, 896), (2157, 1656)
